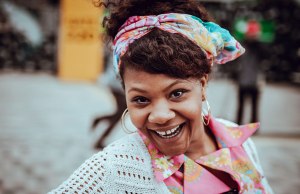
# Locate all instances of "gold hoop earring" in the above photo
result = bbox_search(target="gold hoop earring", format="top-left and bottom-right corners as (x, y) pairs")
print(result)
(121, 108), (134, 134)
(202, 100), (211, 126)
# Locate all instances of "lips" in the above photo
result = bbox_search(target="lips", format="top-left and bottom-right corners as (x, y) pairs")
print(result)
(151, 122), (185, 139)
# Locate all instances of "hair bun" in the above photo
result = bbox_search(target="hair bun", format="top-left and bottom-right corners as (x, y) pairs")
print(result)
(99, 0), (212, 40)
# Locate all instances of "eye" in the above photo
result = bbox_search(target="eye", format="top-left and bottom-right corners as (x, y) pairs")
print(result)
(131, 96), (149, 105)
(170, 89), (188, 99)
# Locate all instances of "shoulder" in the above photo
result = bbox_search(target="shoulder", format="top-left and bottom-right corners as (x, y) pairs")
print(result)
(49, 133), (153, 193)
(103, 132), (148, 155)
(48, 148), (115, 193)
(99, 132), (156, 178)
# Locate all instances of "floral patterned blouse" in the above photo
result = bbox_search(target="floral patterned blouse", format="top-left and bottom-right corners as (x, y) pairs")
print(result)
(138, 117), (273, 194)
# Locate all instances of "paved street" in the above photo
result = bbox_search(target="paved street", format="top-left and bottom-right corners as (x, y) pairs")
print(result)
(0, 72), (299, 194)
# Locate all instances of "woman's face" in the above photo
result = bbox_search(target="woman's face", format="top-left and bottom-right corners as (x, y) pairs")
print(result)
(124, 68), (208, 157)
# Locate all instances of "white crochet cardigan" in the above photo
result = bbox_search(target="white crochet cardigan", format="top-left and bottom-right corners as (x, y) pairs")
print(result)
(49, 120), (273, 194)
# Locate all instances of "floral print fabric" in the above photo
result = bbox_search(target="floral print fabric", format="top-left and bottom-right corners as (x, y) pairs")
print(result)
(113, 13), (245, 74)
(138, 118), (270, 194)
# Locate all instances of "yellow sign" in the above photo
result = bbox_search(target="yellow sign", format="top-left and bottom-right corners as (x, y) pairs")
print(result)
(59, 0), (103, 81)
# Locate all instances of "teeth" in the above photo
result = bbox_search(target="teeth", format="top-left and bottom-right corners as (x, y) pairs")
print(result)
(154, 123), (184, 139)
(156, 126), (177, 136)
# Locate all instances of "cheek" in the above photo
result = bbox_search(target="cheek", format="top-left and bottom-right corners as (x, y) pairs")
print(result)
(177, 99), (202, 118)
(125, 95), (146, 129)
(128, 109), (148, 130)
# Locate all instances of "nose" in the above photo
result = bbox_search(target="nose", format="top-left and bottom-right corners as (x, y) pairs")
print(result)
(148, 100), (175, 124)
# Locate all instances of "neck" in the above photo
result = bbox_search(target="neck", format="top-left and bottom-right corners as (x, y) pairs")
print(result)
(185, 125), (218, 160)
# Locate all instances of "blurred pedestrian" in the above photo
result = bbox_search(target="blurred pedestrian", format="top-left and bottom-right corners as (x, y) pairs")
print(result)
(50, 1), (273, 193)
(236, 39), (263, 125)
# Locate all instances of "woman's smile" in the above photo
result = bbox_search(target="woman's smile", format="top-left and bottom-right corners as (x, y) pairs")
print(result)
(151, 122), (185, 139)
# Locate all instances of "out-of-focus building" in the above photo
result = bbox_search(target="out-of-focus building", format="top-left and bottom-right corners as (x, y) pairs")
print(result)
(0, 0), (103, 80)
(202, 0), (300, 84)
(0, 0), (299, 84)
(8, 0), (59, 37)
(0, 0), (59, 73)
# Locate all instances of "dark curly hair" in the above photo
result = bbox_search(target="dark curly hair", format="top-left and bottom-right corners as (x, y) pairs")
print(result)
(98, 0), (214, 83)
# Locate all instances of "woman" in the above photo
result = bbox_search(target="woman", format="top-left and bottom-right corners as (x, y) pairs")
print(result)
(50, 0), (273, 193)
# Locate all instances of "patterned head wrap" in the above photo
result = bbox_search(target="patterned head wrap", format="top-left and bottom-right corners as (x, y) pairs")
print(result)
(113, 13), (245, 74)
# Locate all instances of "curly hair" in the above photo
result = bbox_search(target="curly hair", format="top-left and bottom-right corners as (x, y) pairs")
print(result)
(97, 0), (214, 82)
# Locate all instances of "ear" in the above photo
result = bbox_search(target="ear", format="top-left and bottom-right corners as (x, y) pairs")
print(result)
(200, 74), (208, 101)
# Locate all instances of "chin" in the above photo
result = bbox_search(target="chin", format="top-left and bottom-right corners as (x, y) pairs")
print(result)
(150, 123), (191, 157)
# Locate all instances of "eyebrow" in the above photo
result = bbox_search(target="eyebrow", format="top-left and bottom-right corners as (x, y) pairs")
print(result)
(128, 87), (147, 94)
(128, 79), (187, 94)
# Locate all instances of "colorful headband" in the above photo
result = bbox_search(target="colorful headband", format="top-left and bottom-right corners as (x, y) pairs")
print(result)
(113, 13), (245, 74)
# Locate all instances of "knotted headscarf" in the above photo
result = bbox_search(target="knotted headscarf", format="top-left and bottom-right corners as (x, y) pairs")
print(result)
(113, 13), (245, 74)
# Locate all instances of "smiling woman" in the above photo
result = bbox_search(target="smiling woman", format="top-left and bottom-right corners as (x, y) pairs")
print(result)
(125, 70), (211, 158)
(49, 0), (274, 194)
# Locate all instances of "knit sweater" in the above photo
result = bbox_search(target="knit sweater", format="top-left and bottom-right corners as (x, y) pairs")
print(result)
(49, 120), (273, 194)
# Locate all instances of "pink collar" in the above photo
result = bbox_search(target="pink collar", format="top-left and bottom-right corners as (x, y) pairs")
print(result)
(138, 117), (259, 182)
(209, 117), (259, 148)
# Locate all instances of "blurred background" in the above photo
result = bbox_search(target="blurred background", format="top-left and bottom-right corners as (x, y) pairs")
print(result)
(0, 0), (299, 193)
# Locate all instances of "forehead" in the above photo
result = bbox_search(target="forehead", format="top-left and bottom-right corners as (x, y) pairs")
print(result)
(123, 68), (199, 92)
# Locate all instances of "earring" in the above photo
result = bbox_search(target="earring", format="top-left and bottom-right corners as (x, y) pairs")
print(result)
(202, 100), (211, 126)
(121, 108), (134, 134)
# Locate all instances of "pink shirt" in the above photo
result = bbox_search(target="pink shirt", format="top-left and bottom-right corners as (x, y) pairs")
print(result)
(138, 117), (269, 194)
